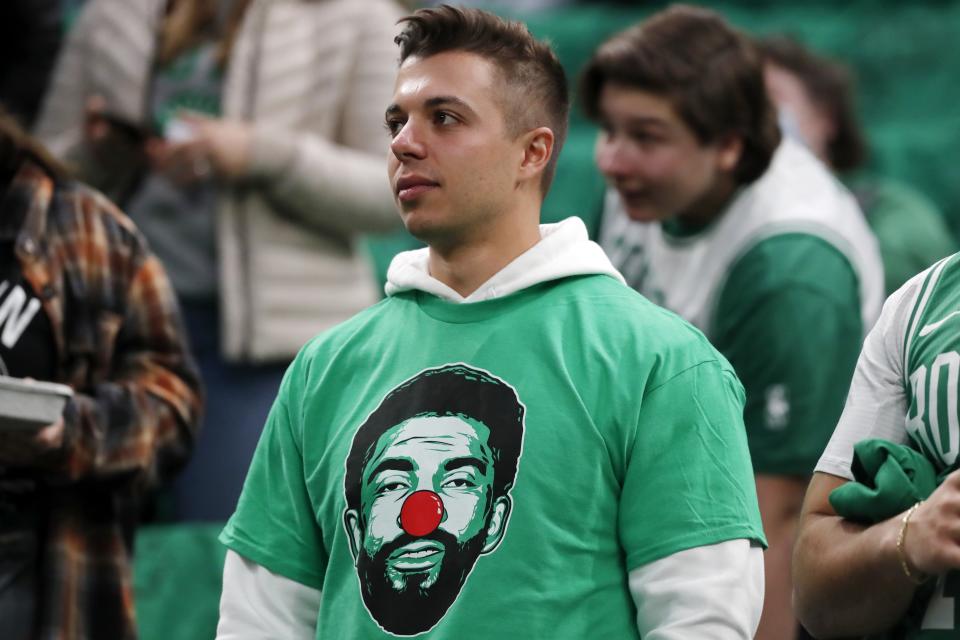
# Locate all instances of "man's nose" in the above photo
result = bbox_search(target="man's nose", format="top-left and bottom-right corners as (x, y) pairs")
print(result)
(398, 490), (445, 537)
(390, 120), (427, 161)
(595, 135), (632, 179)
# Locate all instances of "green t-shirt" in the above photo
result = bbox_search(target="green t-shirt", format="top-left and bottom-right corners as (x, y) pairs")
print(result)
(221, 274), (764, 638)
(712, 233), (864, 476)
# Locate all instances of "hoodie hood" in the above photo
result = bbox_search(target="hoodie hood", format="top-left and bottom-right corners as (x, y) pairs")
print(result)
(384, 217), (626, 302)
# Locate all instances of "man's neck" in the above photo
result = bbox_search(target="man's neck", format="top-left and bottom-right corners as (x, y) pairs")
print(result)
(427, 212), (542, 299)
(675, 175), (739, 228)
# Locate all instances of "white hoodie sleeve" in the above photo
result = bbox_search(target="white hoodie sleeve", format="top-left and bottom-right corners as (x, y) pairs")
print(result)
(629, 539), (764, 639)
(216, 550), (320, 640)
(217, 540), (762, 639)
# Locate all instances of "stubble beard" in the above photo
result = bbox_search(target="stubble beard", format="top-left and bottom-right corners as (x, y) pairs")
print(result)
(356, 526), (488, 636)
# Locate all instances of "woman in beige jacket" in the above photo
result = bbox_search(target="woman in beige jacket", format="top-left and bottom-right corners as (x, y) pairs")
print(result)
(34, 0), (403, 519)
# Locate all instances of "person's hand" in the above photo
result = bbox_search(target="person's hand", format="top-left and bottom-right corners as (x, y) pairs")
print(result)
(182, 114), (253, 179)
(83, 94), (151, 164)
(901, 470), (960, 577)
(0, 417), (65, 467)
(145, 135), (212, 185)
(146, 113), (253, 184)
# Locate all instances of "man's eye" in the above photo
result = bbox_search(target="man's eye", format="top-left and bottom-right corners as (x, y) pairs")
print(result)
(628, 130), (658, 144)
(434, 111), (456, 126)
(442, 477), (477, 489)
(376, 480), (409, 495)
(384, 119), (404, 137)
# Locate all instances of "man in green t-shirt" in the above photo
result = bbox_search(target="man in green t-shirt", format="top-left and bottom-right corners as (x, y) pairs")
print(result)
(215, 6), (765, 638)
(581, 6), (884, 640)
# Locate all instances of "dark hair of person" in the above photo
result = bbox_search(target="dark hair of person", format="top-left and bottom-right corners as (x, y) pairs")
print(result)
(344, 364), (525, 515)
(579, 4), (781, 185)
(0, 107), (70, 185)
(757, 35), (867, 172)
(394, 5), (569, 195)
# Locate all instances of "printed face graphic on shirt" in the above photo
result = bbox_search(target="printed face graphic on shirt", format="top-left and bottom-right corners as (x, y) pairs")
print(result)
(343, 364), (525, 636)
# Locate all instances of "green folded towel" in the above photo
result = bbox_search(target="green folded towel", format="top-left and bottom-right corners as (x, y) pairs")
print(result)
(829, 439), (940, 523)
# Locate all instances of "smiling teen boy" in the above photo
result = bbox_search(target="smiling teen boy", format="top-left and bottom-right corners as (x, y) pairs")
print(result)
(215, 6), (765, 639)
(581, 5), (884, 639)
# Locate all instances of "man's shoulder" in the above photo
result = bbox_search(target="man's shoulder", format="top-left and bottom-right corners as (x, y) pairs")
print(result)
(728, 233), (859, 295)
(741, 140), (866, 236)
(556, 273), (706, 328)
(49, 179), (139, 237)
(36, 179), (155, 273)
(553, 274), (731, 376)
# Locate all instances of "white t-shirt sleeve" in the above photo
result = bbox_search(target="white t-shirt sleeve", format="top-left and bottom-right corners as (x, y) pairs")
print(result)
(815, 271), (926, 480)
(628, 539), (764, 639)
(216, 550), (320, 640)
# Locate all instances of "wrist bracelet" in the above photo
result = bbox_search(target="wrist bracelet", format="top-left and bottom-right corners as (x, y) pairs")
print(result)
(896, 501), (929, 585)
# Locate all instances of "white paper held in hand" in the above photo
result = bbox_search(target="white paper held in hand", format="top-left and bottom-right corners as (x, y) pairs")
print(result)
(0, 376), (73, 431)
(165, 117), (196, 144)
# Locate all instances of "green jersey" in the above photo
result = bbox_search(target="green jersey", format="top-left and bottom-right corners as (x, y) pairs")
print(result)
(221, 274), (764, 638)
(818, 252), (960, 636)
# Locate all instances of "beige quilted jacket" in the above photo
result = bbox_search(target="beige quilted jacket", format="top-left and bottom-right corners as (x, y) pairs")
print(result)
(35, 0), (402, 362)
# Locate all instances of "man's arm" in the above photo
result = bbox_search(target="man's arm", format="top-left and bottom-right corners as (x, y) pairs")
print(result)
(216, 550), (320, 640)
(793, 472), (918, 637)
(793, 261), (955, 637)
(13, 192), (202, 483)
(55, 222), (201, 483)
(796, 470), (960, 637)
(629, 539), (764, 639)
(620, 355), (765, 635)
(244, 1), (401, 236)
(711, 235), (865, 639)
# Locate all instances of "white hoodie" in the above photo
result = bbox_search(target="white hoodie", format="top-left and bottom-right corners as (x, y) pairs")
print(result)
(385, 217), (624, 301)
(216, 217), (764, 639)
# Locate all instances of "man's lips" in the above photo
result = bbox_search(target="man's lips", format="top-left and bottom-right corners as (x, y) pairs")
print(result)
(395, 175), (440, 202)
(616, 186), (648, 203)
(387, 540), (444, 572)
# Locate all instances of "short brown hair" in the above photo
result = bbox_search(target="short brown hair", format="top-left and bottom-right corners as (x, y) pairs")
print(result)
(579, 4), (780, 185)
(395, 5), (569, 195)
(757, 35), (867, 172)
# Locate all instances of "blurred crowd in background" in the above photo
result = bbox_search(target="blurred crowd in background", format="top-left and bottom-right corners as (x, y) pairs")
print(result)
(2, 0), (959, 638)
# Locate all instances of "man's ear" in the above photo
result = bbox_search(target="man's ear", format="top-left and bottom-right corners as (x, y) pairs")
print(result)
(517, 126), (555, 185)
(716, 134), (744, 173)
(344, 509), (363, 564)
(481, 495), (512, 554)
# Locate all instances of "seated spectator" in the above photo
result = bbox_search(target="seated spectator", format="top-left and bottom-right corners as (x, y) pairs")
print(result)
(33, 0), (403, 520)
(0, 110), (201, 639)
(580, 6), (884, 638)
(760, 35), (957, 294)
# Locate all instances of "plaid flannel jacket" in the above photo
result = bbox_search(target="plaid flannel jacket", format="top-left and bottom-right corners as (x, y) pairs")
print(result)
(0, 160), (202, 639)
